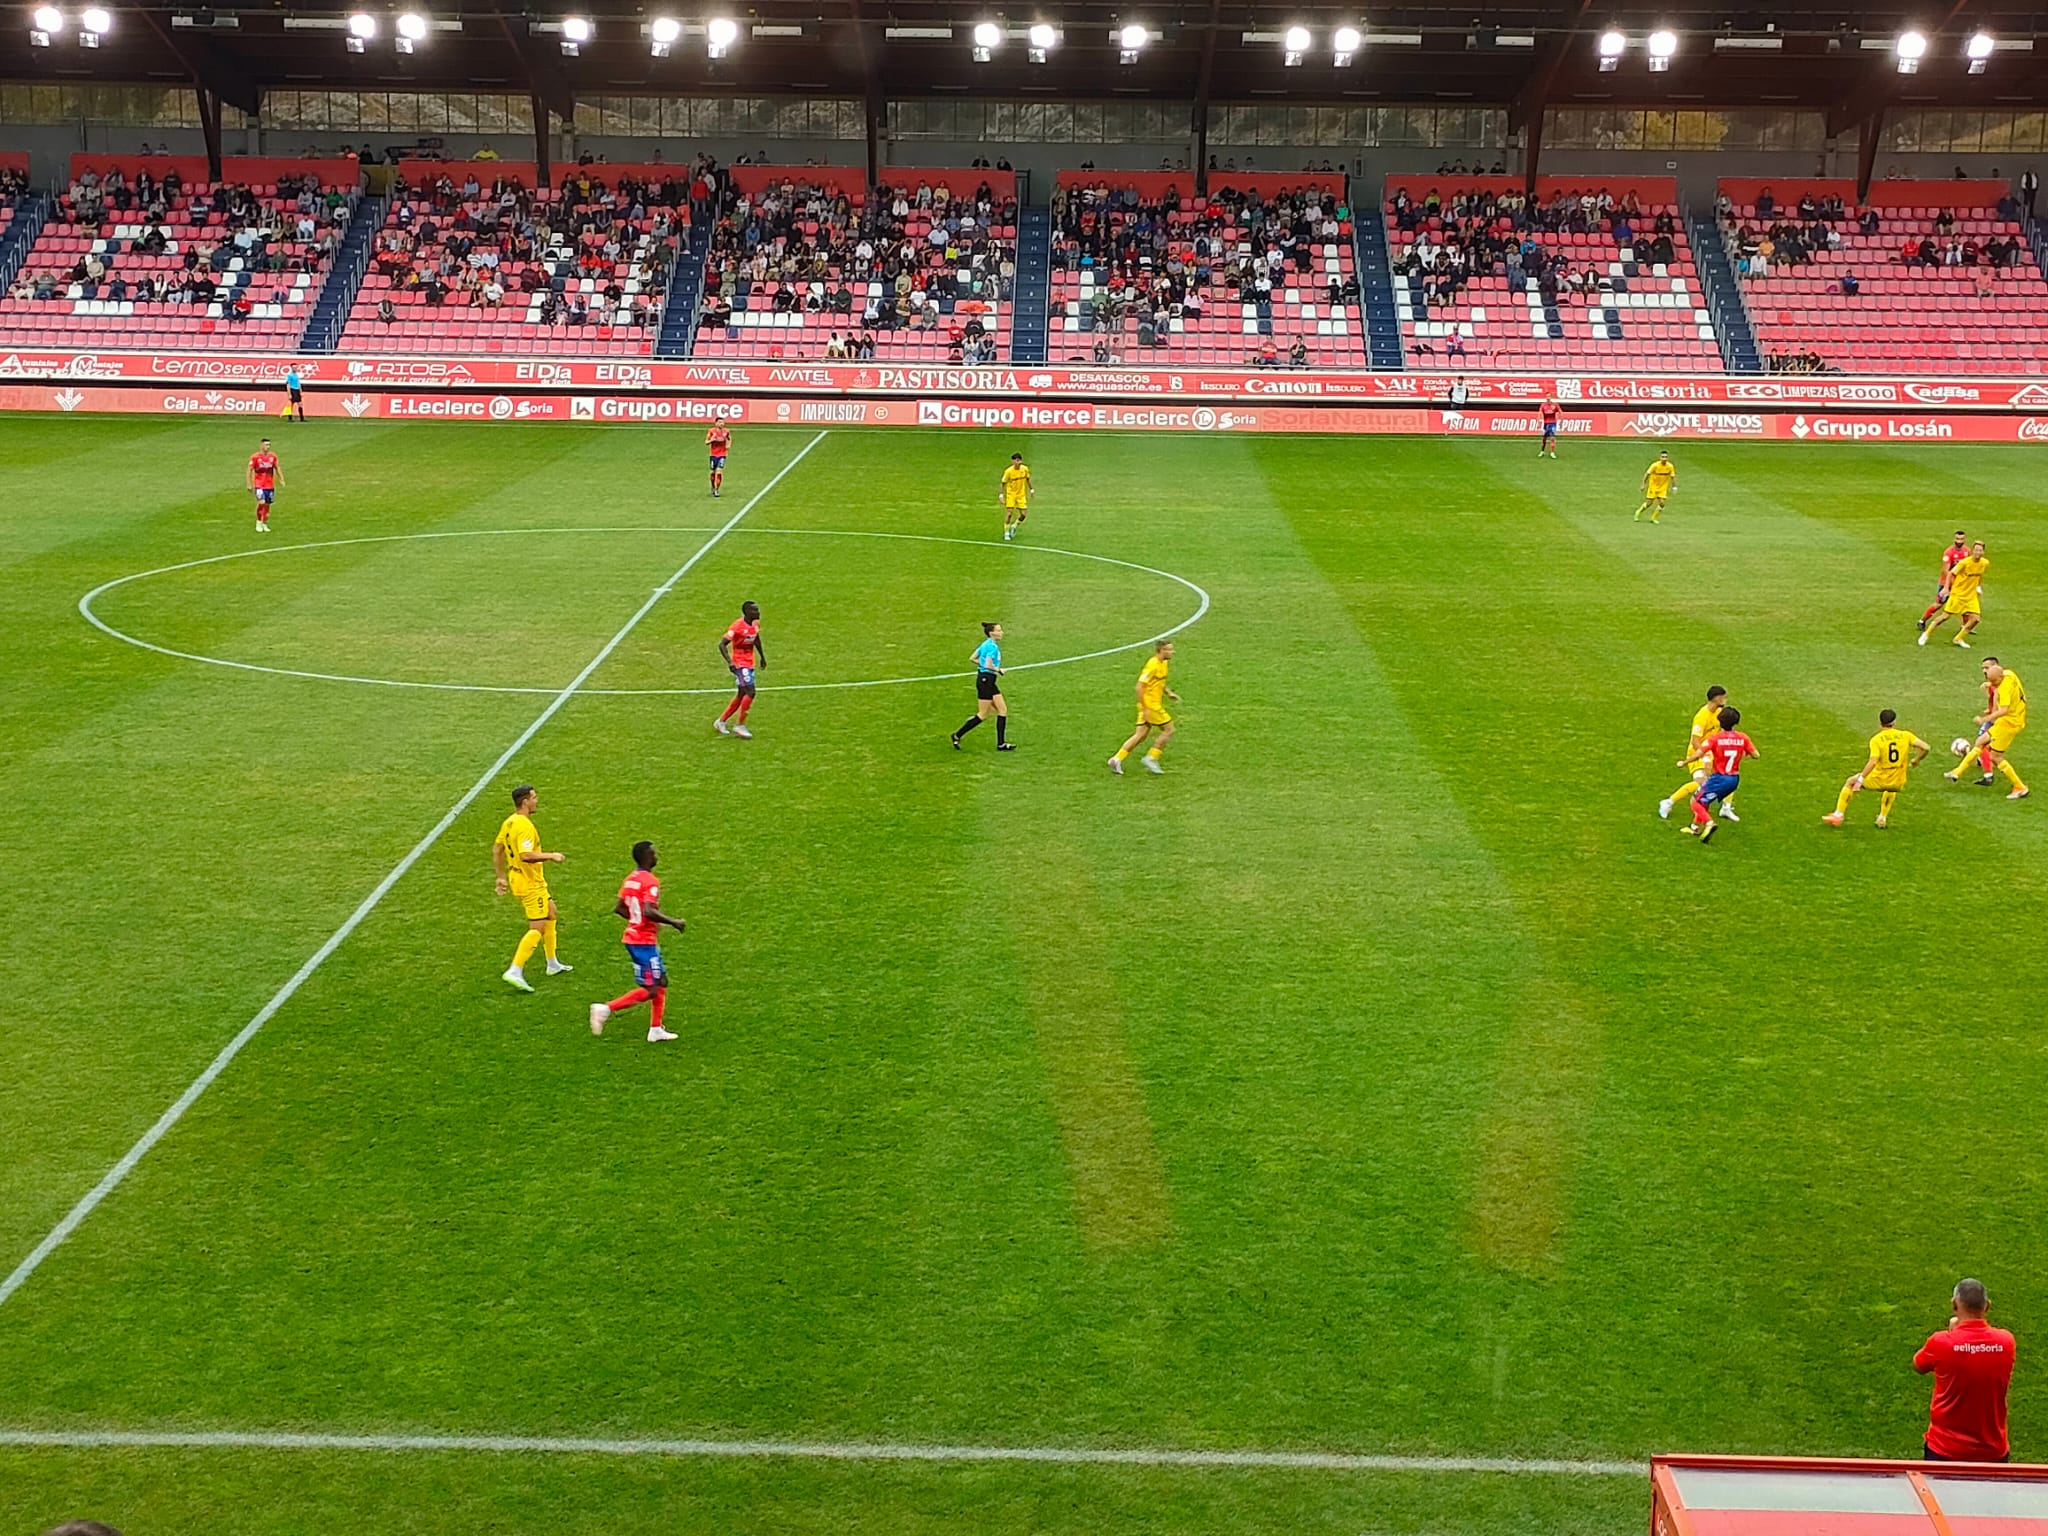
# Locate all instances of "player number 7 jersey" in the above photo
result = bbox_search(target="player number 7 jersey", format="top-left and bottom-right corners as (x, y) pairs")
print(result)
(1702, 731), (1756, 776)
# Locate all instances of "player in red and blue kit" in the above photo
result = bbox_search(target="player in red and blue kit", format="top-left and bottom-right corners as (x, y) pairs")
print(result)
(715, 600), (763, 738)
(246, 437), (281, 533)
(589, 841), (686, 1042)
(1687, 707), (1758, 843)
(1538, 397), (1561, 459)
(706, 424), (731, 497)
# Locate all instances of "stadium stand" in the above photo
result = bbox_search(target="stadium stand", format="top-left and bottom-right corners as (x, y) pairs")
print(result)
(1047, 171), (1359, 366)
(1718, 178), (2048, 374)
(691, 166), (1018, 363)
(1385, 175), (1722, 373)
(339, 161), (695, 356)
(0, 155), (358, 351)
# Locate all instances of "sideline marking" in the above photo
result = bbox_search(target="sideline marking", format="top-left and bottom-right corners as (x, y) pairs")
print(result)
(78, 528), (1211, 696)
(0, 1426), (1642, 1477)
(0, 432), (830, 1313)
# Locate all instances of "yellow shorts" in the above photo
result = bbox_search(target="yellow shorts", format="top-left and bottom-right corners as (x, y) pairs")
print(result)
(1646, 490), (1669, 504)
(1004, 496), (1028, 511)
(1138, 707), (1173, 726)
(1945, 592), (1981, 616)
(512, 883), (552, 920)
(1862, 771), (1906, 793)
(1990, 719), (2025, 754)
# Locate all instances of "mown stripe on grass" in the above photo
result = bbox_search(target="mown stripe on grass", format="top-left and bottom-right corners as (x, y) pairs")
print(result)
(0, 1427), (1642, 1476)
(1467, 979), (1605, 1278)
(1013, 840), (1175, 1253)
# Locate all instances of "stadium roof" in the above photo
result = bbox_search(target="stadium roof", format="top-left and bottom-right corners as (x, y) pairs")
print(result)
(13, 2), (2048, 120)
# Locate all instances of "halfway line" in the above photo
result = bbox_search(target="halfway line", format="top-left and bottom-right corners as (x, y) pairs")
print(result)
(0, 430), (830, 1314)
(0, 1426), (1642, 1478)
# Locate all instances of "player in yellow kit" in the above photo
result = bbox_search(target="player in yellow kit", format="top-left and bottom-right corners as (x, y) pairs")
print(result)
(1920, 540), (1988, 648)
(492, 783), (570, 992)
(1946, 656), (2029, 800)
(1109, 641), (1179, 775)
(1633, 451), (1677, 524)
(999, 453), (1033, 541)
(1823, 709), (1929, 828)
(1659, 685), (1739, 822)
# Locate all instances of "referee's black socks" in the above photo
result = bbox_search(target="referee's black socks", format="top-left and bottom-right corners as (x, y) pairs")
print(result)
(954, 716), (982, 741)
(995, 715), (1007, 745)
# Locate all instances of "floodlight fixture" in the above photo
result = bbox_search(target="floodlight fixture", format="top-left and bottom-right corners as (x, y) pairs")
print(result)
(1117, 20), (1146, 61)
(1598, 27), (1624, 69)
(1967, 29), (1993, 72)
(1282, 23), (1309, 63)
(1027, 19), (1055, 58)
(1646, 26), (1676, 70)
(1332, 23), (1360, 63)
(706, 13), (736, 55)
(1895, 27), (1926, 72)
(649, 13), (678, 53)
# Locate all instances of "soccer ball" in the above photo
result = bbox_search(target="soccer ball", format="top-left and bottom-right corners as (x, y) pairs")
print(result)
(1952, 737), (1973, 756)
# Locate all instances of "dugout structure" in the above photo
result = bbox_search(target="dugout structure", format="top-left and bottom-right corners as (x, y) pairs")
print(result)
(1652, 1454), (2048, 1534)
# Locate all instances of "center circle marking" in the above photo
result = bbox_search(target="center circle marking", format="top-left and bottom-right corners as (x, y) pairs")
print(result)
(78, 527), (1212, 697)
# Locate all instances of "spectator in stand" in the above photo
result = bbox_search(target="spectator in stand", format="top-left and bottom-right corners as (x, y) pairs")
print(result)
(1288, 337), (1308, 367)
(1839, 271), (1860, 297)
(2023, 169), (2039, 220)
(1915, 1278), (2014, 1463)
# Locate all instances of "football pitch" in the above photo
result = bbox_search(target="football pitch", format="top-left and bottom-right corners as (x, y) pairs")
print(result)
(3, 415), (2047, 1535)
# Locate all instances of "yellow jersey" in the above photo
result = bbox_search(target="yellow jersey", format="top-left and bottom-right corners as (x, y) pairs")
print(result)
(1866, 727), (1922, 784)
(1645, 460), (1677, 493)
(1001, 463), (1031, 502)
(496, 812), (546, 890)
(1996, 670), (2026, 728)
(1138, 655), (1170, 711)
(1690, 702), (1724, 754)
(1949, 555), (1988, 599)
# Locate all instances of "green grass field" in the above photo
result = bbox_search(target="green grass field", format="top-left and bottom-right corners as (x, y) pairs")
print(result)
(2, 415), (2046, 1535)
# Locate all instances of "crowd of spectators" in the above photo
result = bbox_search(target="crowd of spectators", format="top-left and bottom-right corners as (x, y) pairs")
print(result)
(1765, 349), (1834, 374)
(1389, 185), (1677, 312)
(1720, 188), (2030, 282)
(10, 167), (347, 316)
(0, 164), (29, 201)
(697, 176), (1015, 359)
(368, 166), (680, 327)
(1051, 180), (1355, 362)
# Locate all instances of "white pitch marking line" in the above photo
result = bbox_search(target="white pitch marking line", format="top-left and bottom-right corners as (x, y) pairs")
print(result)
(0, 1427), (1642, 1477)
(78, 528), (1212, 698)
(0, 431), (831, 1314)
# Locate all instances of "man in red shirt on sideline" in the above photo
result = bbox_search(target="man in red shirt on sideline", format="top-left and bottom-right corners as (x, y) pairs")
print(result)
(1915, 1277), (2015, 1462)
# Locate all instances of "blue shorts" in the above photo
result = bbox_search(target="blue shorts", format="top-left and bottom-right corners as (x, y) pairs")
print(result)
(1542, 421), (1558, 437)
(1696, 773), (1740, 807)
(624, 942), (666, 987)
(732, 665), (755, 689)
(709, 454), (727, 470)
(255, 488), (275, 504)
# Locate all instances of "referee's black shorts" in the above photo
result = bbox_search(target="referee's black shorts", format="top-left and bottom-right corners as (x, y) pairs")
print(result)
(975, 671), (1001, 701)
